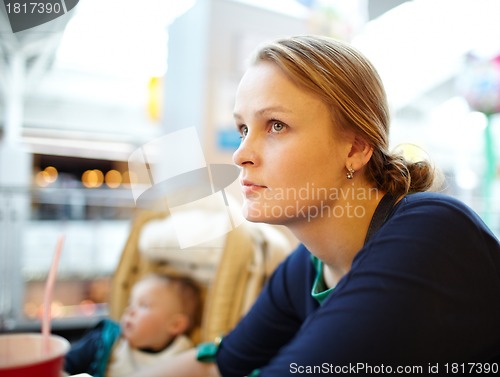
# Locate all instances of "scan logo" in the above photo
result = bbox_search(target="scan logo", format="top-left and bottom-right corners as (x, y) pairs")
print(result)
(3, 0), (79, 33)
(128, 127), (244, 248)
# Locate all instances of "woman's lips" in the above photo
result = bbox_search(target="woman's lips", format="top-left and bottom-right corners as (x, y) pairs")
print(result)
(241, 180), (267, 196)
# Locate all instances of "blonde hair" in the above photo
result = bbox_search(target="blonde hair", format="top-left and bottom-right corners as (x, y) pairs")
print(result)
(251, 35), (435, 196)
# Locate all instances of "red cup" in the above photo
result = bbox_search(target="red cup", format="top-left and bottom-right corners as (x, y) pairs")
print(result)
(0, 333), (70, 377)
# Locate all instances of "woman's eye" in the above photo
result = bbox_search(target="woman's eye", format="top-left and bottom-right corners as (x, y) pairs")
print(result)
(271, 122), (285, 133)
(239, 125), (248, 138)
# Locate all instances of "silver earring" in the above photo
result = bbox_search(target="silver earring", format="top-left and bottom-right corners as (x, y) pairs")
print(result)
(346, 167), (355, 180)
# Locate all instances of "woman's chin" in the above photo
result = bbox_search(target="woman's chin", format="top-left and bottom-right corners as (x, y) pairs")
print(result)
(242, 203), (284, 225)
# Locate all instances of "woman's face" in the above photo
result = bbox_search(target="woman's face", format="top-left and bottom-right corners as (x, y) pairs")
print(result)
(233, 62), (352, 226)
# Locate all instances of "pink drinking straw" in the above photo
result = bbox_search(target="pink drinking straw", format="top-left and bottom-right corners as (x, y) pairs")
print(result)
(42, 234), (64, 354)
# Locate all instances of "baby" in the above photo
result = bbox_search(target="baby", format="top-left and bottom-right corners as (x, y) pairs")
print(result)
(64, 274), (201, 377)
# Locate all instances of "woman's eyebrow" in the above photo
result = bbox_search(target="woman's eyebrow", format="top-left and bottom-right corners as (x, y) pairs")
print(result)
(256, 106), (293, 116)
(233, 105), (293, 120)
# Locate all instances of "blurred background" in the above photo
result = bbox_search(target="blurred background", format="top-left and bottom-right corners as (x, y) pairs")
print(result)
(1, 0), (499, 337)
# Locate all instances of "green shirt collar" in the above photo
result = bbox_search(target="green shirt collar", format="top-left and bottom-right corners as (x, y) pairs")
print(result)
(310, 254), (335, 304)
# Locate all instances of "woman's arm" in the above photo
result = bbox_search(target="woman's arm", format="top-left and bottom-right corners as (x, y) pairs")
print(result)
(216, 246), (316, 376)
(130, 348), (220, 377)
(135, 245), (312, 377)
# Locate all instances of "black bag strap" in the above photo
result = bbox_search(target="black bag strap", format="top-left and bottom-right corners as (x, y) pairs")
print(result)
(364, 194), (399, 245)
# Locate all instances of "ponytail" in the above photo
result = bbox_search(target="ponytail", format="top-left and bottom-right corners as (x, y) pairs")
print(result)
(367, 148), (439, 196)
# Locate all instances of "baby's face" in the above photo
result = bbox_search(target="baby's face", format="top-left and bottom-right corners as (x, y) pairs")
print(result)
(120, 279), (185, 350)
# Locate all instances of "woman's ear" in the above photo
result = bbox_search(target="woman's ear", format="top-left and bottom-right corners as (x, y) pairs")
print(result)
(346, 135), (373, 171)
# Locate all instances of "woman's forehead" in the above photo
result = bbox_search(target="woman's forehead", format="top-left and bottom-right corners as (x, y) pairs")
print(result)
(235, 62), (322, 113)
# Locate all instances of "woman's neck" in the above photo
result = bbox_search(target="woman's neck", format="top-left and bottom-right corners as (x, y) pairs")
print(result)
(289, 184), (385, 287)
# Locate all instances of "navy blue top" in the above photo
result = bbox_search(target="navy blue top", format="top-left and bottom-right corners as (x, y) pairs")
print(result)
(216, 192), (500, 376)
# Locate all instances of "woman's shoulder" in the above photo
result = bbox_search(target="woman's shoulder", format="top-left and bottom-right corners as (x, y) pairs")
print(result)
(365, 191), (499, 265)
(393, 191), (494, 235)
(264, 243), (318, 315)
(397, 191), (475, 212)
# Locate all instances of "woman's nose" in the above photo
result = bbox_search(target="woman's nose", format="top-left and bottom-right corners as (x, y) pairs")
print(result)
(232, 134), (258, 167)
